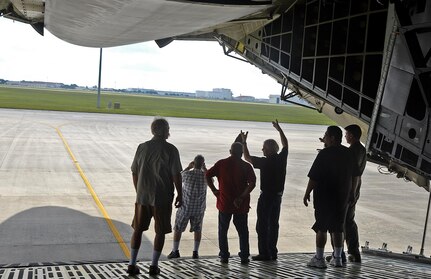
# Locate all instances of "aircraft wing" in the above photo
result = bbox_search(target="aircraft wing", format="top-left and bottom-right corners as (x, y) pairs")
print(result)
(1, 0), (278, 47)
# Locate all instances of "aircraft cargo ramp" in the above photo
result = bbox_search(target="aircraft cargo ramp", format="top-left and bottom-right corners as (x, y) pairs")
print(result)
(1, 253), (430, 279)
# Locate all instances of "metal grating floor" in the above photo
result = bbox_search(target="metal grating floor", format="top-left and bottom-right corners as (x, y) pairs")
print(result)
(1, 253), (430, 278)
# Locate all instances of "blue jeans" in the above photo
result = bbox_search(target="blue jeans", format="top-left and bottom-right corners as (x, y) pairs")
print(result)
(256, 192), (282, 257)
(218, 211), (249, 260)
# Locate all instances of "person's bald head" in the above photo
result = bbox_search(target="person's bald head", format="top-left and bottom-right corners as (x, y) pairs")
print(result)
(230, 142), (243, 158)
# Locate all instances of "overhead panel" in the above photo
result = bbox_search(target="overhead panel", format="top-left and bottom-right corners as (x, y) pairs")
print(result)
(371, 0), (431, 182)
(245, 0), (389, 123)
(225, 0), (431, 186)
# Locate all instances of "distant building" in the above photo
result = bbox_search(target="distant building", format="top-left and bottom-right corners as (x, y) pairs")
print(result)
(6, 80), (64, 88)
(158, 90), (195, 98)
(234, 95), (255, 102)
(269, 94), (282, 104)
(196, 88), (233, 100)
(3, 79), (279, 103)
(125, 88), (158, 94)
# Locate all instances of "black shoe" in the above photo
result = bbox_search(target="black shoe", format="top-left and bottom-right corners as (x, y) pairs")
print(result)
(271, 254), (278, 261)
(348, 253), (361, 263)
(126, 264), (140, 276)
(167, 250), (180, 259)
(192, 251), (199, 259)
(252, 254), (271, 261)
(241, 258), (250, 265)
(149, 265), (160, 276)
(220, 257), (229, 264)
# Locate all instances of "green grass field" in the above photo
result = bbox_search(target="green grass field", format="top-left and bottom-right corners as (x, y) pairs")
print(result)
(0, 86), (334, 125)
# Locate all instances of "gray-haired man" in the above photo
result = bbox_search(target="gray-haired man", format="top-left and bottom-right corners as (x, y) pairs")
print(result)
(127, 118), (183, 276)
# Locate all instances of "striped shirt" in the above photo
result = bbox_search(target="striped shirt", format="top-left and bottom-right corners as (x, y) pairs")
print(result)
(179, 169), (207, 215)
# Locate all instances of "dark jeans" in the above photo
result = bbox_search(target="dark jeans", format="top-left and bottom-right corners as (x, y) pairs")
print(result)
(345, 202), (360, 255)
(218, 211), (249, 260)
(256, 192), (282, 257)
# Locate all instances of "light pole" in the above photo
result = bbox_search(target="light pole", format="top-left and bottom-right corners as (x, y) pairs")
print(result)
(97, 48), (102, 108)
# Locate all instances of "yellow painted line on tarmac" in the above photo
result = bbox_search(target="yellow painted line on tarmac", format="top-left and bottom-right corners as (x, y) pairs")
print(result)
(56, 127), (131, 259)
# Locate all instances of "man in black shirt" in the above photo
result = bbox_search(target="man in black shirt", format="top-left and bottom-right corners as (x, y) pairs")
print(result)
(303, 126), (359, 268)
(241, 119), (288, 261)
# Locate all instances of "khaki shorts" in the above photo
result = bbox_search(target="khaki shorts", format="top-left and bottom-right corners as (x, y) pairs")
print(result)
(131, 203), (172, 234)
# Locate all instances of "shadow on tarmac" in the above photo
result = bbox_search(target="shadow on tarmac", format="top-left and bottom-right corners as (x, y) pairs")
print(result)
(0, 206), (151, 266)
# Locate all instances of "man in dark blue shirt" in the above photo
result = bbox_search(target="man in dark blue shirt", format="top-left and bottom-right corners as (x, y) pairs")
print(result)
(241, 119), (288, 261)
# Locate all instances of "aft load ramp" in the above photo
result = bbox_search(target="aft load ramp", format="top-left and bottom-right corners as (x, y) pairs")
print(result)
(1, 253), (431, 278)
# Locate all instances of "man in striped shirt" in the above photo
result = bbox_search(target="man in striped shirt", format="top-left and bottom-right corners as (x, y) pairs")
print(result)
(167, 155), (207, 259)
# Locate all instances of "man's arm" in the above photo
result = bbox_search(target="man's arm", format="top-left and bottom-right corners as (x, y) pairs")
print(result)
(273, 119), (288, 149)
(181, 161), (194, 173)
(358, 145), (367, 175)
(234, 166), (256, 208)
(240, 130), (252, 163)
(350, 176), (360, 204)
(132, 173), (138, 192)
(206, 175), (219, 197)
(173, 173), (182, 208)
(233, 181), (256, 208)
(303, 179), (316, 207)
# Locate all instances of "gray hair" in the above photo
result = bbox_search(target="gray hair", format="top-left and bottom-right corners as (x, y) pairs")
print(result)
(264, 139), (279, 153)
(151, 118), (169, 137)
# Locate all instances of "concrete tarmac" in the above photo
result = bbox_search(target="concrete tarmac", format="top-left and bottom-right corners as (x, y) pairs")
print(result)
(0, 108), (429, 265)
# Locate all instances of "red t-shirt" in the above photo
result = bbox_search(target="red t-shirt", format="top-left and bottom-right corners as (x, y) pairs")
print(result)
(206, 156), (256, 214)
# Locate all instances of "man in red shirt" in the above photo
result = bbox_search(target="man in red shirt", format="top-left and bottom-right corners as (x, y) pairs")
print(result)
(206, 142), (256, 264)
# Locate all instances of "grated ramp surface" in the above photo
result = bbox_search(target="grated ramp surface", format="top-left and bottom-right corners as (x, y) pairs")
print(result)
(1, 253), (430, 278)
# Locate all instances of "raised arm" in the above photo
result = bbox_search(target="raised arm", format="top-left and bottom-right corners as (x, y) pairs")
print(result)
(181, 161), (194, 173)
(240, 130), (252, 163)
(273, 119), (288, 149)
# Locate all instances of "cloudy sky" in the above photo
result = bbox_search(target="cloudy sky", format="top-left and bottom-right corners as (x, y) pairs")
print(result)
(0, 18), (282, 99)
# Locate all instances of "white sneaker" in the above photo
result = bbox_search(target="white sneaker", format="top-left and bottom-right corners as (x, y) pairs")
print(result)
(307, 256), (327, 268)
(329, 256), (343, 267)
